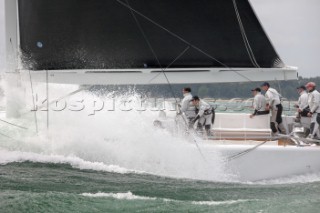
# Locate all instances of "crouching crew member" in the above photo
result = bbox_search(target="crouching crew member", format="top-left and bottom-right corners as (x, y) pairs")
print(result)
(250, 87), (269, 118)
(261, 82), (286, 135)
(191, 96), (213, 136)
(306, 82), (320, 139)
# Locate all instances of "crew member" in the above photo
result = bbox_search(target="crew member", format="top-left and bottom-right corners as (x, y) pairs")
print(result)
(180, 87), (196, 128)
(261, 82), (286, 135)
(306, 82), (320, 139)
(191, 96), (213, 136)
(250, 88), (269, 118)
(294, 85), (309, 120)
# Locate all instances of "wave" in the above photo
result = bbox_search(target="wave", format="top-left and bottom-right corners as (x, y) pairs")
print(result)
(252, 172), (320, 185)
(1, 148), (320, 185)
(80, 191), (251, 206)
(191, 200), (250, 206)
(0, 149), (143, 174)
(81, 192), (156, 200)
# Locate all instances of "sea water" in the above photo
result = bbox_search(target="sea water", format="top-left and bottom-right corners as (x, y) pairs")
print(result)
(0, 83), (319, 213)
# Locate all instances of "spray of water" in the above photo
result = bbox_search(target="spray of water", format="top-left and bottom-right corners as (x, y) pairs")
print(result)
(0, 81), (234, 181)
(2, 80), (320, 184)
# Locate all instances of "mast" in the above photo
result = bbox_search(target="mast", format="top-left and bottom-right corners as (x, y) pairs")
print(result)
(4, 0), (19, 71)
(4, 0), (26, 118)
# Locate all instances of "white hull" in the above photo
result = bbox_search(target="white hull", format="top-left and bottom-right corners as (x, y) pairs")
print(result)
(212, 144), (320, 181)
(159, 110), (320, 181)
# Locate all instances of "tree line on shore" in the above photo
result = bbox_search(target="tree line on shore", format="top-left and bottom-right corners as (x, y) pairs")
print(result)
(115, 76), (320, 101)
(190, 76), (320, 101)
(1, 76), (319, 101)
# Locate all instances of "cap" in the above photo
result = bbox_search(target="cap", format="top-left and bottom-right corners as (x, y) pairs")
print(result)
(191, 96), (200, 101)
(296, 85), (306, 90)
(261, 82), (270, 87)
(251, 87), (261, 92)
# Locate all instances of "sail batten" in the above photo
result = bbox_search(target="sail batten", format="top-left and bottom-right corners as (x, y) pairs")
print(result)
(18, 0), (285, 71)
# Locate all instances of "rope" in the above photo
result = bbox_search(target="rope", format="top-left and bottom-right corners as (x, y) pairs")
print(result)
(225, 132), (300, 162)
(0, 118), (28, 130)
(226, 140), (268, 162)
(0, 131), (24, 143)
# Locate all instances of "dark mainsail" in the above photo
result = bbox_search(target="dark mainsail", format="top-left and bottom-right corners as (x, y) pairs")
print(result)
(18, 0), (284, 71)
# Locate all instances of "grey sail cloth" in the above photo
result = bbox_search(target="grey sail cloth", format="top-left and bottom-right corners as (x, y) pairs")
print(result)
(19, 0), (283, 70)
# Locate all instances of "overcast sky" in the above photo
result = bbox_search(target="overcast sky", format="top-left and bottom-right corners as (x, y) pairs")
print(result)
(0, 0), (319, 77)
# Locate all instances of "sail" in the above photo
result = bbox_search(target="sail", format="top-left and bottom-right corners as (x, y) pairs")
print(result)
(18, 0), (285, 71)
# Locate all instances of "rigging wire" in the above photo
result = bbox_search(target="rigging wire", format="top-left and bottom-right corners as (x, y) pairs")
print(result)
(275, 78), (283, 97)
(28, 70), (38, 133)
(116, 0), (289, 161)
(0, 118), (28, 130)
(148, 46), (190, 84)
(0, 131), (24, 143)
(124, 0), (207, 161)
(116, 0), (254, 82)
(46, 70), (49, 131)
(232, 0), (260, 69)
(118, 0), (228, 68)
(124, 0), (179, 102)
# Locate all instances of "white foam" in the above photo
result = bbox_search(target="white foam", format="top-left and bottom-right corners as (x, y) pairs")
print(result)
(252, 172), (320, 185)
(0, 87), (233, 182)
(0, 149), (142, 174)
(81, 191), (251, 206)
(81, 192), (156, 200)
(191, 199), (249, 206)
(0, 83), (250, 182)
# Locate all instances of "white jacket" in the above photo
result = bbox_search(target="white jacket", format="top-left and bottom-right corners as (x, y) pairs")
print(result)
(265, 88), (281, 108)
(308, 90), (320, 113)
(196, 100), (212, 117)
(180, 93), (196, 118)
(253, 92), (267, 111)
(298, 90), (309, 110)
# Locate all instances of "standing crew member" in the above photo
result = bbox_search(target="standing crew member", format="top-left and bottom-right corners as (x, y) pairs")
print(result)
(261, 82), (286, 135)
(250, 88), (269, 118)
(306, 82), (320, 139)
(294, 85), (309, 120)
(191, 96), (213, 136)
(180, 87), (196, 128)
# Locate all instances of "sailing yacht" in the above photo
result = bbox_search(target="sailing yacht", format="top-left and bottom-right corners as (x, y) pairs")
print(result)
(3, 0), (319, 181)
